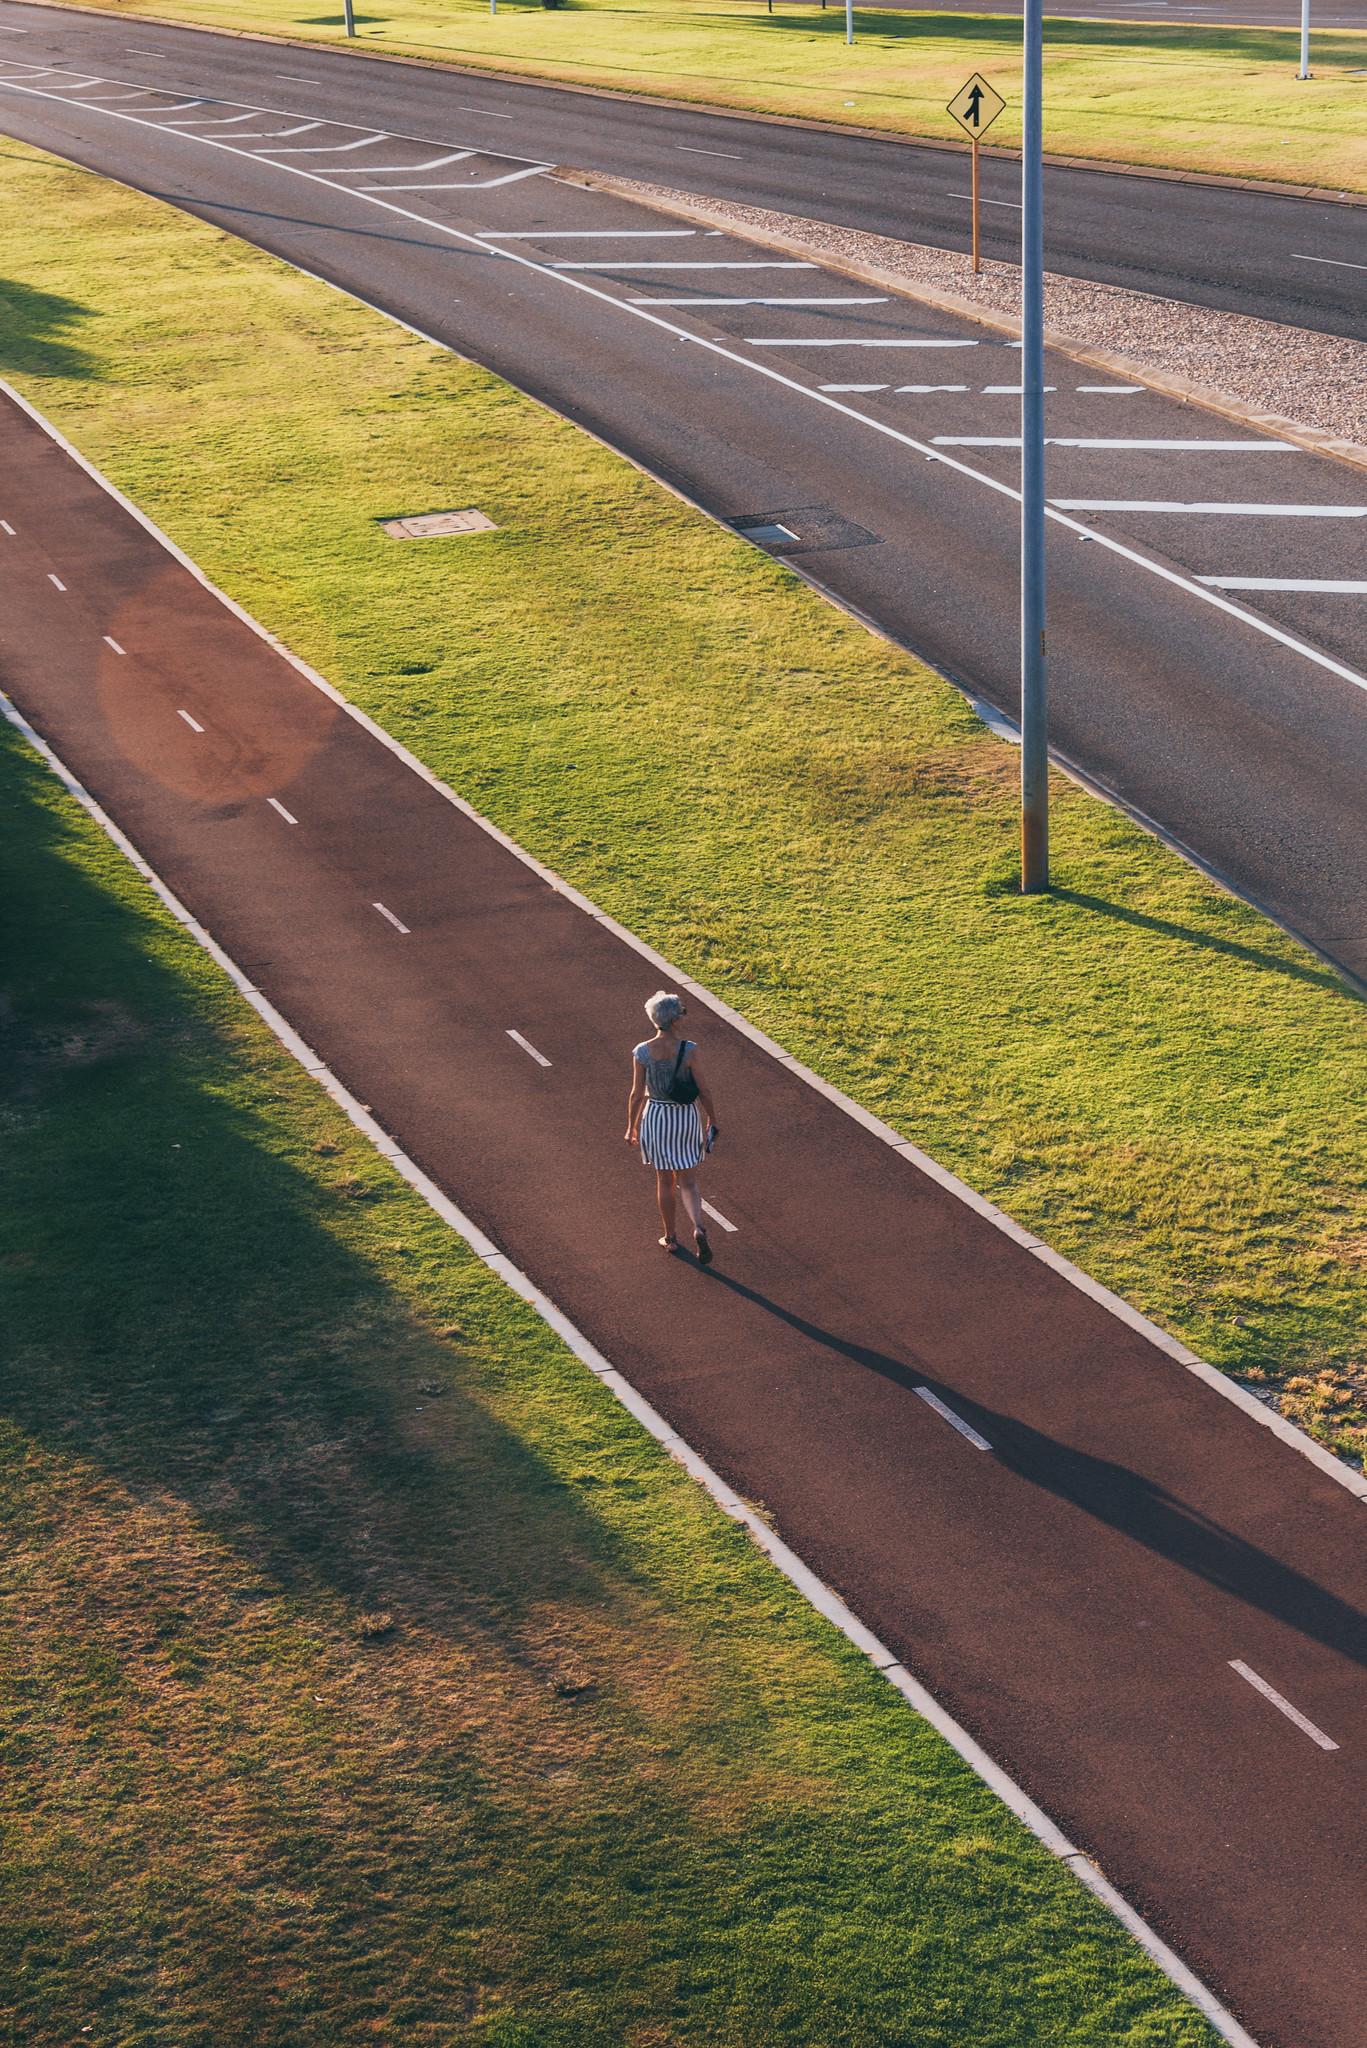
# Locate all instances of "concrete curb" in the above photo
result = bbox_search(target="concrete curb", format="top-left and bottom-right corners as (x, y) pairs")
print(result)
(17, 0), (1367, 209)
(0, 677), (1262, 2048)
(556, 166), (1367, 481)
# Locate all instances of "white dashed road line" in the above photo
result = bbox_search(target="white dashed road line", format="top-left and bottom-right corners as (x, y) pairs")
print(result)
(47, 572), (66, 590)
(1199, 577), (1367, 592)
(914, 1386), (993, 1451)
(177, 708), (204, 733)
(373, 900), (410, 934)
(0, 519), (14, 534)
(1054, 500), (1367, 516)
(677, 143), (744, 159)
(553, 259), (814, 271)
(267, 795), (299, 823)
(506, 1027), (552, 1066)
(1077, 384), (1145, 394)
(1291, 251), (1367, 273)
(102, 634), (126, 654)
(899, 383), (970, 393)
(701, 1199), (738, 1232)
(635, 295), (887, 308)
(748, 337), (980, 349)
(821, 382), (889, 391)
(1228, 1661), (1340, 1751)
(935, 437), (1295, 450)
(486, 229), (697, 239)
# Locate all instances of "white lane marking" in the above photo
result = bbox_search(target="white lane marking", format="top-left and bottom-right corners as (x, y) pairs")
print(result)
(748, 337), (979, 349)
(1054, 500), (1367, 517)
(267, 795), (299, 823)
(164, 109), (263, 127)
(177, 708), (204, 733)
(233, 122), (323, 140)
(1199, 577), (1367, 592)
(454, 103), (513, 117)
(102, 634), (126, 654)
(326, 150), (474, 174)
(126, 46), (170, 54)
(486, 229), (697, 239)
(983, 384), (1057, 394)
(952, 190), (1023, 208)
(821, 382), (888, 391)
(470, 163), (549, 188)
(1291, 251), (1367, 273)
(135, 99), (207, 114)
(47, 572), (66, 590)
(359, 163), (549, 193)
(506, 1027), (551, 1066)
(899, 383), (970, 393)
(1, 518), (15, 534)
(373, 900), (410, 933)
(555, 259), (816, 271)
(677, 143), (744, 159)
(1077, 384), (1144, 394)
(915, 1386), (993, 1450)
(18, 75), (1365, 707)
(701, 1198), (738, 1232)
(274, 71), (324, 81)
(934, 437), (1295, 450)
(1228, 1662), (1339, 1751)
(267, 131), (389, 154)
(634, 295), (887, 307)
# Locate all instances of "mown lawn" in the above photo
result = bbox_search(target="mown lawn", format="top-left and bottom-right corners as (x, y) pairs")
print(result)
(2, 717), (1226, 2045)
(2, 139), (1362, 1459)
(50, 0), (1367, 193)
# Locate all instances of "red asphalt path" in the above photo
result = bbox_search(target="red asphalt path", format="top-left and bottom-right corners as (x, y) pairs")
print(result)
(2, 390), (1365, 2048)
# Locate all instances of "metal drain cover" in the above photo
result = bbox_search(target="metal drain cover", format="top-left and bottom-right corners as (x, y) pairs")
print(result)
(382, 507), (497, 540)
(732, 506), (881, 555)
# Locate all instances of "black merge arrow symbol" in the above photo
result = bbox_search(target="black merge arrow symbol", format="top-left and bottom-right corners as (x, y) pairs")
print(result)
(964, 82), (984, 125)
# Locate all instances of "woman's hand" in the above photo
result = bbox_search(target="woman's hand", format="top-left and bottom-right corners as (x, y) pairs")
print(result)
(624, 1127), (639, 1146)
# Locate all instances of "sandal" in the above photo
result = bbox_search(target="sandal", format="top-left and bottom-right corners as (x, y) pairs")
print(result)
(694, 1229), (713, 1267)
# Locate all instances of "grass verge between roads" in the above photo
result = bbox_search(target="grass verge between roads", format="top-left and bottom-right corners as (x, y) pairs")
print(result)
(0, 732), (1225, 2048)
(2, 139), (1364, 1456)
(46, 0), (1367, 196)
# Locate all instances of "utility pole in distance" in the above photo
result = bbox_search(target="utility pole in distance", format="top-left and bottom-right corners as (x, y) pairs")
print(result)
(1298, 0), (1311, 78)
(846, 0), (854, 46)
(1019, 0), (1048, 892)
(343, 0), (355, 35)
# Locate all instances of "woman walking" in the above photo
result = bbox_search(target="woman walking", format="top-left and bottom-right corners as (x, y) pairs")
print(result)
(625, 991), (720, 1263)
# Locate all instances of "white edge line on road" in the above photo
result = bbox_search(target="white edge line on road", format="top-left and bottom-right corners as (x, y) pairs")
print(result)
(4, 324), (1361, 1512)
(102, 634), (125, 655)
(176, 707), (204, 732)
(373, 899), (410, 934)
(914, 1385), (993, 1450)
(1228, 1661), (1340, 1750)
(47, 571), (66, 589)
(0, 678), (1263, 2048)
(676, 143), (743, 159)
(1291, 251), (1367, 273)
(1198, 577), (1367, 592)
(700, 1198), (737, 1232)
(267, 794), (298, 824)
(506, 1026), (552, 1067)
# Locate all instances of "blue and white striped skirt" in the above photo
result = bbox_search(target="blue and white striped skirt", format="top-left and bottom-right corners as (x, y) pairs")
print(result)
(639, 1097), (704, 1172)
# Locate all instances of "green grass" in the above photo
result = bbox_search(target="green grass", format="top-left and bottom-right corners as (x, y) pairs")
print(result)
(1, 729), (1226, 2047)
(52, 0), (1367, 194)
(2, 137), (1363, 1458)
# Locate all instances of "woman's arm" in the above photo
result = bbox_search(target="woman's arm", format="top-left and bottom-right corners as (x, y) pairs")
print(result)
(689, 1052), (718, 1137)
(625, 1060), (646, 1143)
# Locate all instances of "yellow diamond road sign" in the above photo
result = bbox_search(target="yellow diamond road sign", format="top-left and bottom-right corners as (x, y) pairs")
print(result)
(947, 73), (1005, 141)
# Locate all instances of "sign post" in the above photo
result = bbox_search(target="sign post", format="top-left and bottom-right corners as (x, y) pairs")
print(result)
(1019, 0), (1048, 892)
(946, 74), (1005, 275)
(343, 0), (355, 34)
(1298, 0), (1311, 78)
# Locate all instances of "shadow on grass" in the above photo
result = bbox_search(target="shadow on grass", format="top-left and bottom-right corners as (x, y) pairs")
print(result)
(0, 273), (102, 382)
(0, 724), (633, 1673)
(742, 5), (1367, 62)
(1051, 886), (1357, 999)
(696, 1263), (1367, 1670)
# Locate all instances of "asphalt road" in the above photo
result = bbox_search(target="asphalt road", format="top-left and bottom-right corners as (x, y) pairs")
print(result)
(5, 384), (1366, 2048)
(1, 47), (1365, 987)
(1, 0), (1366, 341)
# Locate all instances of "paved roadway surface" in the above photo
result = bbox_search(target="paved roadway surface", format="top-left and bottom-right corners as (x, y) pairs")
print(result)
(4, 387), (1366, 2048)
(2, 40), (1366, 985)
(2, 0), (1367, 341)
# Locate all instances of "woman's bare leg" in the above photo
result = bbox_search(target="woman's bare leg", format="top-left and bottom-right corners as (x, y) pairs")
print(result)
(656, 1170), (678, 1244)
(676, 1171), (704, 1238)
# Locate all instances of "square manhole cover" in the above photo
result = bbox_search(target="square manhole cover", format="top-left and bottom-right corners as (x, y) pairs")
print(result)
(382, 508), (497, 540)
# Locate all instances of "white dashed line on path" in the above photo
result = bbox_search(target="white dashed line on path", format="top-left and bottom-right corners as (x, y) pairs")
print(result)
(454, 103), (513, 117)
(557, 259), (815, 271)
(177, 708), (204, 733)
(701, 1198), (738, 1233)
(267, 796), (299, 823)
(373, 900), (410, 934)
(935, 437), (1296, 450)
(677, 143), (744, 159)
(47, 572), (66, 590)
(635, 295), (888, 308)
(1229, 1661), (1340, 1750)
(506, 1028), (552, 1067)
(1291, 251), (1367, 273)
(749, 337), (979, 349)
(898, 383), (970, 393)
(821, 382), (889, 391)
(1077, 384), (1144, 394)
(1, 519), (14, 534)
(486, 229), (697, 239)
(1054, 500), (1367, 516)
(125, 46), (169, 55)
(102, 634), (126, 654)
(1199, 577), (1367, 592)
(914, 1386), (993, 1451)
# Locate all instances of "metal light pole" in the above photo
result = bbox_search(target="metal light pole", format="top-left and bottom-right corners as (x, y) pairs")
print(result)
(1298, 0), (1311, 78)
(846, 0), (854, 45)
(343, 0), (355, 35)
(1019, 0), (1048, 892)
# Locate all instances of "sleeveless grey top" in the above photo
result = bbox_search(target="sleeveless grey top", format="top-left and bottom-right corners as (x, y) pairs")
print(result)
(634, 1039), (695, 1101)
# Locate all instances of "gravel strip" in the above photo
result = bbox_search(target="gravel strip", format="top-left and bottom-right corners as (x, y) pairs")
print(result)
(597, 178), (1367, 450)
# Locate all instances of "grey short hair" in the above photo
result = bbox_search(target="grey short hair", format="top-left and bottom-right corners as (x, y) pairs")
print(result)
(645, 990), (683, 1028)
